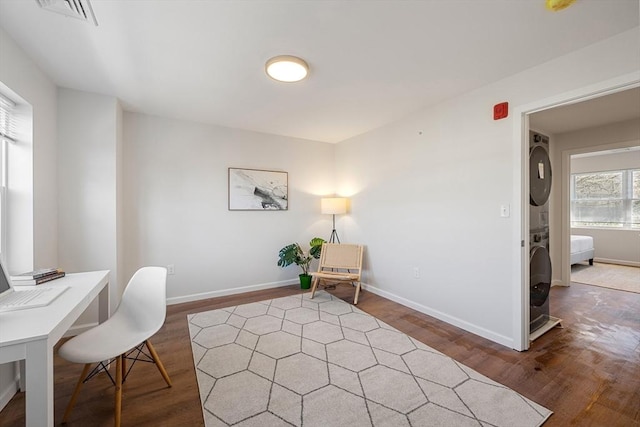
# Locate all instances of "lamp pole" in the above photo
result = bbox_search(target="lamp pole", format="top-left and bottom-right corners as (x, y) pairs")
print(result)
(329, 214), (341, 243)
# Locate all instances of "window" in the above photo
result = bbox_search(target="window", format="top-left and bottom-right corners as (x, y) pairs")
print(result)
(0, 92), (17, 257)
(571, 168), (639, 229)
(633, 170), (640, 227)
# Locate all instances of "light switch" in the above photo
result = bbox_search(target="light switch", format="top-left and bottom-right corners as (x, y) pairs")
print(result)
(500, 204), (510, 218)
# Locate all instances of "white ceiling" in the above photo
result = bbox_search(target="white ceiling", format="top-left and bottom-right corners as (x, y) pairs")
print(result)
(530, 87), (640, 134)
(0, 0), (638, 143)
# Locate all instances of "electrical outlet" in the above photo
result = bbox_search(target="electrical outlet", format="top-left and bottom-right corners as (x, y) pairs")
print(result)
(167, 264), (175, 275)
(413, 267), (420, 279)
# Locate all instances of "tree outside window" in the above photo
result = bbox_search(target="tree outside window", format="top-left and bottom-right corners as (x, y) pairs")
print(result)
(571, 169), (639, 229)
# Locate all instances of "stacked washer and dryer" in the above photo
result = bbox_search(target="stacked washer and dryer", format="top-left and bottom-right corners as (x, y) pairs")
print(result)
(529, 131), (553, 334)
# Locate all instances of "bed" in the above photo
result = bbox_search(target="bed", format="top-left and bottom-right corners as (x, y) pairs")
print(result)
(571, 235), (594, 265)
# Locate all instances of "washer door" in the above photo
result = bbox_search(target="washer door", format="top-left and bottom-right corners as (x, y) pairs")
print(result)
(530, 246), (551, 307)
(530, 145), (552, 207)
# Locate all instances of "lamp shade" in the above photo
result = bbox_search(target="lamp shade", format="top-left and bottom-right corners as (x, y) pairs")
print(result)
(321, 197), (347, 215)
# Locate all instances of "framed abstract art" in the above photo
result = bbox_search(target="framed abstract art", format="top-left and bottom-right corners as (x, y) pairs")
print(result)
(228, 168), (288, 211)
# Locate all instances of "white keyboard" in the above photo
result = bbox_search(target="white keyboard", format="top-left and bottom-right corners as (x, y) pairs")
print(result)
(0, 286), (68, 312)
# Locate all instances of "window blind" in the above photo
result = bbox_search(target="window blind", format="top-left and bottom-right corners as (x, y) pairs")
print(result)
(0, 92), (12, 256)
(0, 93), (17, 143)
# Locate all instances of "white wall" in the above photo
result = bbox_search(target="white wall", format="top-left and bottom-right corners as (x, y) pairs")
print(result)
(0, 27), (58, 411)
(334, 27), (640, 348)
(58, 88), (122, 323)
(123, 112), (335, 302)
(116, 102), (124, 302)
(571, 148), (640, 173)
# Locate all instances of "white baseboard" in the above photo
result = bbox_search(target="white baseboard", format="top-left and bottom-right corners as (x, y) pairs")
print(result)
(594, 257), (640, 267)
(552, 279), (569, 287)
(0, 370), (19, 412)
(361, 283), (515, 349)
(166, 279), (299, 305)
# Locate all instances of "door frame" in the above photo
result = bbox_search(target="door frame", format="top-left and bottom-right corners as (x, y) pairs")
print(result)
(511, 71), (640, 351)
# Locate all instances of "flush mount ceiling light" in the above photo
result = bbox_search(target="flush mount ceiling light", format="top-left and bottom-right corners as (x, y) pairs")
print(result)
(265, 55), (309, 83)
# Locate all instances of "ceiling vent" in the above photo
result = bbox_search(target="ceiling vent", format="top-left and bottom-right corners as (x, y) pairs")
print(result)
(35, 0), (98, 26)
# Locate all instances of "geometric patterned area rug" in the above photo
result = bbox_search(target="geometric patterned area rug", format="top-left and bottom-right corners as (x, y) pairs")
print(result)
(571, 262), (640, 294)
(188, 291), (552, 426)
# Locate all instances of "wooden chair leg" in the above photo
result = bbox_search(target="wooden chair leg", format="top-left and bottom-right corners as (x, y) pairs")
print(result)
(310, 276), (320, 299)
(115, 355), (123, 427)
(146, 340), (172, 387)
(354, 281), (362, 305)
(62, 363), (92, 423)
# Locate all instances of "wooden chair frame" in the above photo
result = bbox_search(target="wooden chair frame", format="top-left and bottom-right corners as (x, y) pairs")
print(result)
(310, 243), (364, 304)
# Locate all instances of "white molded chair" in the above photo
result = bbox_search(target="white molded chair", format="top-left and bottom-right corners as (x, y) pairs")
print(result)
(310, 243), (364, 304)
(58, 266), (172, 427)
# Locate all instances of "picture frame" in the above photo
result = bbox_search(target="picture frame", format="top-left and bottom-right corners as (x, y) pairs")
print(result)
(228, 168), (288, 211)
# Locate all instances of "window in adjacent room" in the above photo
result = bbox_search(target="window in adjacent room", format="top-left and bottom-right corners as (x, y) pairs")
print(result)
(0, 92), (17, 257)
(570, 168), (640, 229)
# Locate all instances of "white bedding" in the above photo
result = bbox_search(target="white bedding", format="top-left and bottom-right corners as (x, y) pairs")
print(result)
(571, 235), (594, 254)
(571, 235), (595, 265)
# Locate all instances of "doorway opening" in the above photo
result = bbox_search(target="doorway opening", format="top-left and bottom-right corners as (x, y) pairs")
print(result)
(512, 76), (640, 351)
(566, 147), (640, 293)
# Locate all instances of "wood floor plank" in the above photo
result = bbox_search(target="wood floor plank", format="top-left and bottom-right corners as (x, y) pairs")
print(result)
(0, 282), (637, 426)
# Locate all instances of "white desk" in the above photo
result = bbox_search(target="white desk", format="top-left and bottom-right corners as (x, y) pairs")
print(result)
(0, 270), (110, 427)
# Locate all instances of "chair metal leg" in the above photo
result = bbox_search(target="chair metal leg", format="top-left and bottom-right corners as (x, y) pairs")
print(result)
(62, 363), (92, 423)
(122, 353), (127, 382)
(310, 277), (319, 299)
(115, 355), (123, 427)
(145, 340), (172, 387)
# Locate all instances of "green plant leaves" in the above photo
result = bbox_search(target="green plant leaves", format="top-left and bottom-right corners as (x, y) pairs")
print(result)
(277, 243), (301, 268)
(309, 237), (325, 259)
(277, 237), (326, 275)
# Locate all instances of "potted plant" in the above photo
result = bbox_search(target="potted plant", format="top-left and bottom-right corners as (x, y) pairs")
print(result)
(277, 237), (325, 289)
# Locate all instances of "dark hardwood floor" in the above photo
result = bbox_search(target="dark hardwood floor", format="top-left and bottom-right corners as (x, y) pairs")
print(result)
(1, 282), (638, 426)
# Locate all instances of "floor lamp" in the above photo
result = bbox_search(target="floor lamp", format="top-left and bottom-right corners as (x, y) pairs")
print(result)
(321, 197), (347, 243)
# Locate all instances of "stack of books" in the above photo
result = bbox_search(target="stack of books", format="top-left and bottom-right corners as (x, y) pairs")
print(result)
(10, 268), (66, 286)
